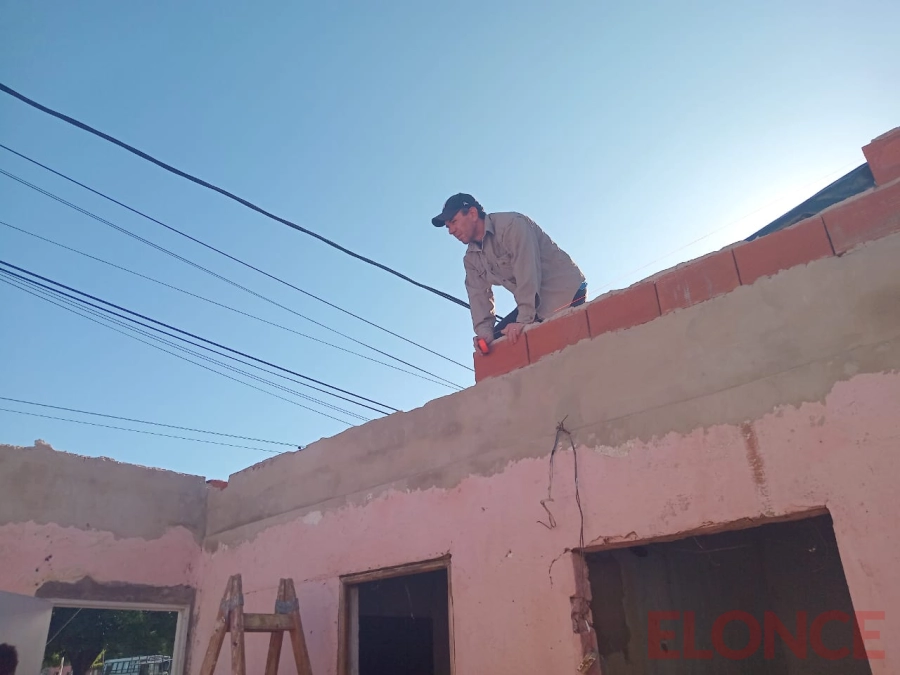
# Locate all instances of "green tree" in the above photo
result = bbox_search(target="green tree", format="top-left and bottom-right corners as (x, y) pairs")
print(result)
(43, 608), (177, 675)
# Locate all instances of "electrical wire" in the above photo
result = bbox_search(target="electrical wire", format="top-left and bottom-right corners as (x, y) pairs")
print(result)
(0, 83), (471, 309)
(1, 275), (369, 422)
(0, 168), (469, 385)
(0, 219), (460, 390)
(0, 261), (398, 414)
(3, 146), (473, 374)
(20, 282), (370, 422)
(567, 426), (586, 553)
(0, 407), (286, 454)
(0, 261), (390, 415)
(0, 273), (368, 422)
(0, 275), (367, 425)
(538, 417), (585, 552)
(1, 269), (386, 420)
(0, 396), (300, 447)
(45, 608), (83, 647)
(0, 143), (474, 373)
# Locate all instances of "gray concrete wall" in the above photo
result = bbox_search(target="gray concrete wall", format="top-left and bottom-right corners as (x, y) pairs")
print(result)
(0, 440), (208, 541)
(205, 230), (900, 545)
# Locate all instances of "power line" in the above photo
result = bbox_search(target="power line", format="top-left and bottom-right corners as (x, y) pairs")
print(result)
(0, 143), (474, 372)
(2, 275), (370, 424)
(0, 263), (399, 421)
(0, 82), (471, 309)
(0, 275), (368, 423)
(0, 396), (300, 448)
(45, 608), (83, 647)
(1, 270), (387, 420)
(0, 167), (470, 384)
(0, 260), (399, 414)
(0, 275), (368, 425)
(0, 407), (286, 454)
(3, 274), (370, 422)
(0, 219), (460, 390)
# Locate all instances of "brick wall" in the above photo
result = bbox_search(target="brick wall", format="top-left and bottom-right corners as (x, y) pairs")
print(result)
(475, 126), (900, 382)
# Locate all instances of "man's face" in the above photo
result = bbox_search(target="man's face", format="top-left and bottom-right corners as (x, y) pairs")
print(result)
(445, 207), (480, 244)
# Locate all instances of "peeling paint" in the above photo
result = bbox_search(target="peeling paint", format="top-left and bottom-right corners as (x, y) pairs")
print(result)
(205, 233), (900, 539)
(741, 421), (773, 516)
(0, 441), (208, 541)
(0, 521), (199, 596)
(188, 374), (900, 673)
(1, 232), (898, 674)
(587, 441), (632, 458)
(302, 511), (323, 526)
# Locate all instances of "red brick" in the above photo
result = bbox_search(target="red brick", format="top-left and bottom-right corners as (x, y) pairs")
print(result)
(733, 216), (834, 285)
(586, 282), (660, 337)
(207, 479), (228, 490)
(473, 335), (530, 382)
(863, 126), (900, 186)
(655, 249), (741, 314)
(525, 307), (589, 364)
(822, 179), (900, 254)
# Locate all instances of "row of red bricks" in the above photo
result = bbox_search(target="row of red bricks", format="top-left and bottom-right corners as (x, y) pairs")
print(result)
(475, 127), (900, 382)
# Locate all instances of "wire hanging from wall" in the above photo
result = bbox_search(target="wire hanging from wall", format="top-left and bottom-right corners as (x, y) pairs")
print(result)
(537, 416), (586, 552)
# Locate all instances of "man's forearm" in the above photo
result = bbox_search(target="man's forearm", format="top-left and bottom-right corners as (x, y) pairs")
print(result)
(513, 295), (538, 324)
(507, 216), (542, 324)
(465, 273), (497, 340)
(473, 317), (495, 341)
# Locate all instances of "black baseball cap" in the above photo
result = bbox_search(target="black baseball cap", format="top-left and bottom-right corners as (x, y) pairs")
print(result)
(432, 193), (482, 227)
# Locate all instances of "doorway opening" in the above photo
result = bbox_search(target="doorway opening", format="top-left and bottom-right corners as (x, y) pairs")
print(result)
(339, 558), (452, 675)
(41, 604), (186, 675)
(585, 513), (875, 674)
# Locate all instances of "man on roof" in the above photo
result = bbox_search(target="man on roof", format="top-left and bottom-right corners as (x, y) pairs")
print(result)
(432, 193), (587, 351)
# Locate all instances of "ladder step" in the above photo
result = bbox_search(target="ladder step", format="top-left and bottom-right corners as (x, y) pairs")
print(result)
(198, 575), (313, 675)
(243, 613), (293, 633)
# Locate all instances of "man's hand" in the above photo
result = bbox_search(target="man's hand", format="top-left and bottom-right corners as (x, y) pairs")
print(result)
(501, 322), (527, 345)
(473, 336), (493, 352)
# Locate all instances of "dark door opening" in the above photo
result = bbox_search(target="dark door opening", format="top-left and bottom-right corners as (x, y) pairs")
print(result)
(358, 616), (433, 674)
(586, 514), (875, 674)
(348, 567), (451, 675)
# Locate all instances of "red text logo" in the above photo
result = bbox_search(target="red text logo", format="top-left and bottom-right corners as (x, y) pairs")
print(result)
(648, 610), (884, 660)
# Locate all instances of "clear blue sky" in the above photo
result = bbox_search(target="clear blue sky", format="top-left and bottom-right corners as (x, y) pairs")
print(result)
(1, 1), (897, 479)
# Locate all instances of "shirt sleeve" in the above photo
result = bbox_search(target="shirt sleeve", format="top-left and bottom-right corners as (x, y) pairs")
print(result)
(501, 215), (542, 324)
(464, 254), (496, 341)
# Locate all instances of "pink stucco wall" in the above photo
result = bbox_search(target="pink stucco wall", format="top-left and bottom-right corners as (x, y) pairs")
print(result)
(3, 141), (898, 673)
(4, 224), (898, 673)
(189, 372), (898, 674)
(0, 521), (200, 596)
(0, 441), (205, 610)
(190, 227), (900, 673)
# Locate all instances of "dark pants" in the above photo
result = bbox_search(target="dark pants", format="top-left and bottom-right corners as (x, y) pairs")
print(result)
(493, 282), (588, 340)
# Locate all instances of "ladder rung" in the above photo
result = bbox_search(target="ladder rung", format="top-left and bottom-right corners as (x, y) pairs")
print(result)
(243, 613), (293, 632)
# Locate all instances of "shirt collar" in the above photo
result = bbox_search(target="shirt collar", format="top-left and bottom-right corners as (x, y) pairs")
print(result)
(467, 214), (494, 253)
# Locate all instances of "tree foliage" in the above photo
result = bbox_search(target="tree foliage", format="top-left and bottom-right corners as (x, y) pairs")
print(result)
(43, 608), (177, 675)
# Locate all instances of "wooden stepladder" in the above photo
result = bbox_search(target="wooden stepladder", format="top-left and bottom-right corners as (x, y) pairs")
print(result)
(199, 574), (314, 675)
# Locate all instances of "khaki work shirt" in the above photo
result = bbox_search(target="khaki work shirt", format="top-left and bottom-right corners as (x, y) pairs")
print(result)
(464, 212), (585, 341)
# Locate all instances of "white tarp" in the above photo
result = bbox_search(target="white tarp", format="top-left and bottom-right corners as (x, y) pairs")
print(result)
(0, 590), (53, 674)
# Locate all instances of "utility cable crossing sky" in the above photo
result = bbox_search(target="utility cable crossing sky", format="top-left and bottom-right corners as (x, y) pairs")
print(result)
(0, 82), (471, 310)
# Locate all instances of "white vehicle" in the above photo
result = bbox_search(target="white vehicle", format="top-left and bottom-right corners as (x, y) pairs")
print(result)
(101, 655), (172, 675)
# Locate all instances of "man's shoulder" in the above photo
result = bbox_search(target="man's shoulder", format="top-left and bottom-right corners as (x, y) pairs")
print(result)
(489, 211), (529, 223)
(488, 211), (535, 233)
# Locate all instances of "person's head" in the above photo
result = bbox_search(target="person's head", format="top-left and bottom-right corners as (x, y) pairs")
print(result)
(0, 644), (18, 675)
(432, 193), (486, 244)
